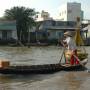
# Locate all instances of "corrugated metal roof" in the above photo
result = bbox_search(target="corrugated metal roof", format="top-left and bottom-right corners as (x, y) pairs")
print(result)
(45, 26), (77, 30)
(0, 21), (16, 30)
(82, 25), (90, 31)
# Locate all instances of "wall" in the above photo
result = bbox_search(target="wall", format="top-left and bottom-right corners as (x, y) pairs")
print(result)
(12, 30), (18, 40)
(47, 30), (63, 40)
(59, 4), (67, 21)
(58, 3), (81, 21)
(67, 3), (81, 21)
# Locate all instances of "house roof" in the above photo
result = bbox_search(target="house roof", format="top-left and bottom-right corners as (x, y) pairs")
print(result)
(82, 25), (90, 31)
(45, 26), (77, 31)
(0, 20), (16, 30)
(38, 20), (77, 31)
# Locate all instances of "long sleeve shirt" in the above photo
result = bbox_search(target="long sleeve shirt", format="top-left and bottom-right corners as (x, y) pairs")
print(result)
(63, 37), (77, 51)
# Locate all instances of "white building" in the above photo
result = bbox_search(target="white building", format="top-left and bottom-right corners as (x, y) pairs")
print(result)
(36, 10), (53, 21)
(58, 2), (82, 21)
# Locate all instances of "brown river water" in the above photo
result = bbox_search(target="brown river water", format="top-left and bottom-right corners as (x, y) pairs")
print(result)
(0, 46), (90, 90)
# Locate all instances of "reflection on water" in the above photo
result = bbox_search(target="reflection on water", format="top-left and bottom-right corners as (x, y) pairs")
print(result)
(64, 72), (86, 90)
(0, 73), (59, 90)
(63, 72), (90, 90)
(0, 46), (89, 90)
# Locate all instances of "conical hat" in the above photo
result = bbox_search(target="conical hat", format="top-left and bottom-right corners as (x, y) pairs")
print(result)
(64, 31), (72, 36)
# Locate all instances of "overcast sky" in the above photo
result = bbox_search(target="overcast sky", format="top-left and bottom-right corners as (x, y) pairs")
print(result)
(0, 0), (89, 19)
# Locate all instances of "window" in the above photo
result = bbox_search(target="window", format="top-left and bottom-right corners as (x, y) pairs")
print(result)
(68, 10), (72, 13)
(2, 31), (7, 40)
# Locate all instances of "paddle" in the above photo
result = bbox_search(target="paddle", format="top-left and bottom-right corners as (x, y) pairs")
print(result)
(59, 39), (66, 64)
(59, 48), (65, 63)
(73, 55), (89, 72)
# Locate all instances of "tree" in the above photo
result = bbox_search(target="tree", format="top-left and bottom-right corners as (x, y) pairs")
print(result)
(4, 6), (37, 43)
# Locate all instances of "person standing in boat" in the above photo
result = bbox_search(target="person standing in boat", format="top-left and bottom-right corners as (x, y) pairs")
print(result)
(62, 31), (79, 65)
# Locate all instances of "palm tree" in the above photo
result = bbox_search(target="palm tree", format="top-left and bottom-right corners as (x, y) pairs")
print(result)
(4, 6), (37, 45)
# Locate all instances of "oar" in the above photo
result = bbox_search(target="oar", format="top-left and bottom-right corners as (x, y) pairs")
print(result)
(59, 48), (65, 63)
(73, 54), (90, 72)
(59, 40), (66, 64)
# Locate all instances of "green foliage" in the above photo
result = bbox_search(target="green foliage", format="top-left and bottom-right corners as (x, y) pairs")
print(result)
(4, 6), (37, 40)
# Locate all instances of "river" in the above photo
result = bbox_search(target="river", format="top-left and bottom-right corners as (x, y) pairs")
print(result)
(0, 46), (90, 90)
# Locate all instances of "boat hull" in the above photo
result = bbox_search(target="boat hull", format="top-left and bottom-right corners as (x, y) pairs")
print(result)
(0, 59), (87, 74)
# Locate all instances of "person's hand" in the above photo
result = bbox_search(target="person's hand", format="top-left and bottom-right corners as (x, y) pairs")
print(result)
(71, 50), (75, 55)
(60, 40), (65, 46)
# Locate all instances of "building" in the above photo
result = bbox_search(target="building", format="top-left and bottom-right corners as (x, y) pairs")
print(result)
(36, 10), (53, 21)
(36, 20), (77, 44)
(82, 24), (90, 45)
(81, 10), (84, 20)
(0, 20), (17, 43)
(82, 20), (90, 25)
(58, 2), (83, 21)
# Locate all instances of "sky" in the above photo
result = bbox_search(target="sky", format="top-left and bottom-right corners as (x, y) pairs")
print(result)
(0, 0), (90, 19)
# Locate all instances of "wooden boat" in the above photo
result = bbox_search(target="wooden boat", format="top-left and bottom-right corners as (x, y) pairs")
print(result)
(0, 58), (87, 74)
